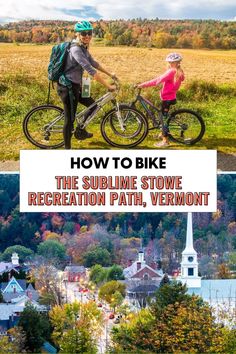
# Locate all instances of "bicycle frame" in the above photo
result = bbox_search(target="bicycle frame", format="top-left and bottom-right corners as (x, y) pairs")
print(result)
(75, 91), (119, 129)
(131, 90), (170, 132)
(43, 86), (120, 134)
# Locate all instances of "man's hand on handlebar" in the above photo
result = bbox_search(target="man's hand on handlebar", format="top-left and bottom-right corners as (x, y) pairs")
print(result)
(111, 73), (119, 81)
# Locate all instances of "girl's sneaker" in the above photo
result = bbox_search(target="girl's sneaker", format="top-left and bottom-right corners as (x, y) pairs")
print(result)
(153, 132), (163, 140)
(154, 141), (169, 147)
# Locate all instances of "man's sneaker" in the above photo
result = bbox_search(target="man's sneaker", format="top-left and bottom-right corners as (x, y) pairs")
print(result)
(74, 127), (93, 140)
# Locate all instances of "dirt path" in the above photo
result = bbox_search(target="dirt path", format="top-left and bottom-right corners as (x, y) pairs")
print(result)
(217, 152), (236, 172)
(0, 160), (19, 172)
(0, 152), (235, 173)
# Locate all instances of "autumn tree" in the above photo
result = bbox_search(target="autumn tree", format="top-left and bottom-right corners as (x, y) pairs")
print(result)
(7, 327), (26, 353)
(111, 283), (230, 353)
(152, 32), (175, 48)
(30, 262), (64, 306)
(1, 19), (236, 49)
(217, 263), (231, 279)
(49, 301), (103, 353)
(99, 280), (126, 309)
(110, 291), (124, 313)
(0, 336), (22, 353)
(42, 231), (61, 241)
(67, 232), (98, 263)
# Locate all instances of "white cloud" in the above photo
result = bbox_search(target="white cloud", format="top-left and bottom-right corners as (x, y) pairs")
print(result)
(0, 0), (99, 22)
(95, 0), (236, 20)
(0, 0), (235, 23)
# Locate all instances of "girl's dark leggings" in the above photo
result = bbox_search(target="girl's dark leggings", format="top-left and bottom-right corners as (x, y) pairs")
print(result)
(161, 99), (176, 137)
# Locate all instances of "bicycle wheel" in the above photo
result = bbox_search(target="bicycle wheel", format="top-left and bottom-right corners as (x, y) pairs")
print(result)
(101, 105), (148, 148)
(167, 109), (205, 145)
(109, 104), (143, 138)
(23, 104), (65, 149)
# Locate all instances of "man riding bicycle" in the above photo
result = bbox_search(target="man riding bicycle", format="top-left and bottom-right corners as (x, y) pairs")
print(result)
(57, 20), (117, 149)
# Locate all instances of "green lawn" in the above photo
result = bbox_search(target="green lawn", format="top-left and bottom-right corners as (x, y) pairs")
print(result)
(0, 75), (235, 160)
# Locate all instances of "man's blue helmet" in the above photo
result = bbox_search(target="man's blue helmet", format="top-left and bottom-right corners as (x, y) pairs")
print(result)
(74, 21), (93, 32)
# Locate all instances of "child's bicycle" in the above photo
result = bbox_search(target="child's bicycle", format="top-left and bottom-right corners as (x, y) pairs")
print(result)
(23, 81), (149, 149)
(117, 87), (205, 146)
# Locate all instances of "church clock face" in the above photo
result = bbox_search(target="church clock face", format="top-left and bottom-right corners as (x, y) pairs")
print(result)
(188, 256), (194, 262)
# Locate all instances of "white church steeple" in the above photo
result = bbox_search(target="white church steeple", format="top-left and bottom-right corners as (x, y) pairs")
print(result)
(183, 212), (196, 254)
(138, 249), (145, 263)
(180, 213), (201, 288)
(11, 252), (19, 266)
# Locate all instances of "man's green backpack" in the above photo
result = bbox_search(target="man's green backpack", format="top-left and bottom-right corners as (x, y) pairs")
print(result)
(48, 42), (72, 82)
(47, 42), (75, 115)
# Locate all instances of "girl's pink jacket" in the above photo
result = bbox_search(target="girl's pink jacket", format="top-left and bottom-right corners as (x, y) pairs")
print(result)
(138, 68), (184, 101)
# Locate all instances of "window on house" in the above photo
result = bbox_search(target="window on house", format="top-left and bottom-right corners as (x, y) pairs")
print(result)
(143, 273), (149, 280)
(188, 268), (194, 276)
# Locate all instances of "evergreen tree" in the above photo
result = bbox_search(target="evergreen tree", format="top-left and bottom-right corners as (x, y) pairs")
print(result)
(18, 303), (51, 352)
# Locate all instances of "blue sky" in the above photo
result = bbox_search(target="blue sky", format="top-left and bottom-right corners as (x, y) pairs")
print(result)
(0, 0), (235, 24)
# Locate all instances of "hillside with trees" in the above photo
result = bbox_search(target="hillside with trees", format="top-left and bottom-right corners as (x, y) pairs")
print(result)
(0, 174), (235, 277)
(1, 19), (236, 49)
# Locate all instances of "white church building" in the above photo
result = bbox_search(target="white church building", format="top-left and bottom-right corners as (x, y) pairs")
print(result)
(179, 213), (236, 309)
(179, 212), (201, 288)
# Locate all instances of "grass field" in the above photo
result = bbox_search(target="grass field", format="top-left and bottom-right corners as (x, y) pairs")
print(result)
(0, 43), (236, 161)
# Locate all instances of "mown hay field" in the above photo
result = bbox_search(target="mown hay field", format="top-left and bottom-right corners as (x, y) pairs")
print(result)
(0, 43), (236, 162)
(1, 43), (236, 83)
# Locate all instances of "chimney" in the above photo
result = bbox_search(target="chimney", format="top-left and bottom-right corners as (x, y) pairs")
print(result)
(27, 291), (32, 300)
(137, 262), (142, 271)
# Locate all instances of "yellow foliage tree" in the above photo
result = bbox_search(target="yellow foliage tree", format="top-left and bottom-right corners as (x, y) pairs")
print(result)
(49, 301), (104, 353)
(111, 284), (232, 353)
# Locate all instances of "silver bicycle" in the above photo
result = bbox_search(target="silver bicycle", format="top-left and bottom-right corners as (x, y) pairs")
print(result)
(23, 82), (148, 149)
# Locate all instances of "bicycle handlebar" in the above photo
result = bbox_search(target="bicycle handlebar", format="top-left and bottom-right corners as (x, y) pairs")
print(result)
(108, 78), (120, 92)
(133, 85), (142, 95)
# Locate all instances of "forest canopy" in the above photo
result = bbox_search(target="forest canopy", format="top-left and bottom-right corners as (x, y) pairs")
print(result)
(1, 19), (236, 49)
(0, 174), (235, 277)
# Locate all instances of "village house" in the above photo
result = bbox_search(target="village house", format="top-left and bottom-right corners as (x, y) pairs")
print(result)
(64, 265), (86, 282)
(123, 249), (163, 308)
(0, 276), (44, 334)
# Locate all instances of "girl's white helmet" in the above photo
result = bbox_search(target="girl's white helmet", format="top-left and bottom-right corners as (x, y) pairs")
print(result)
(166, 53), (183, 62)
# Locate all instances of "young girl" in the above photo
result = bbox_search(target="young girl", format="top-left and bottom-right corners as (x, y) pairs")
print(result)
(138, 53), (185, 147)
